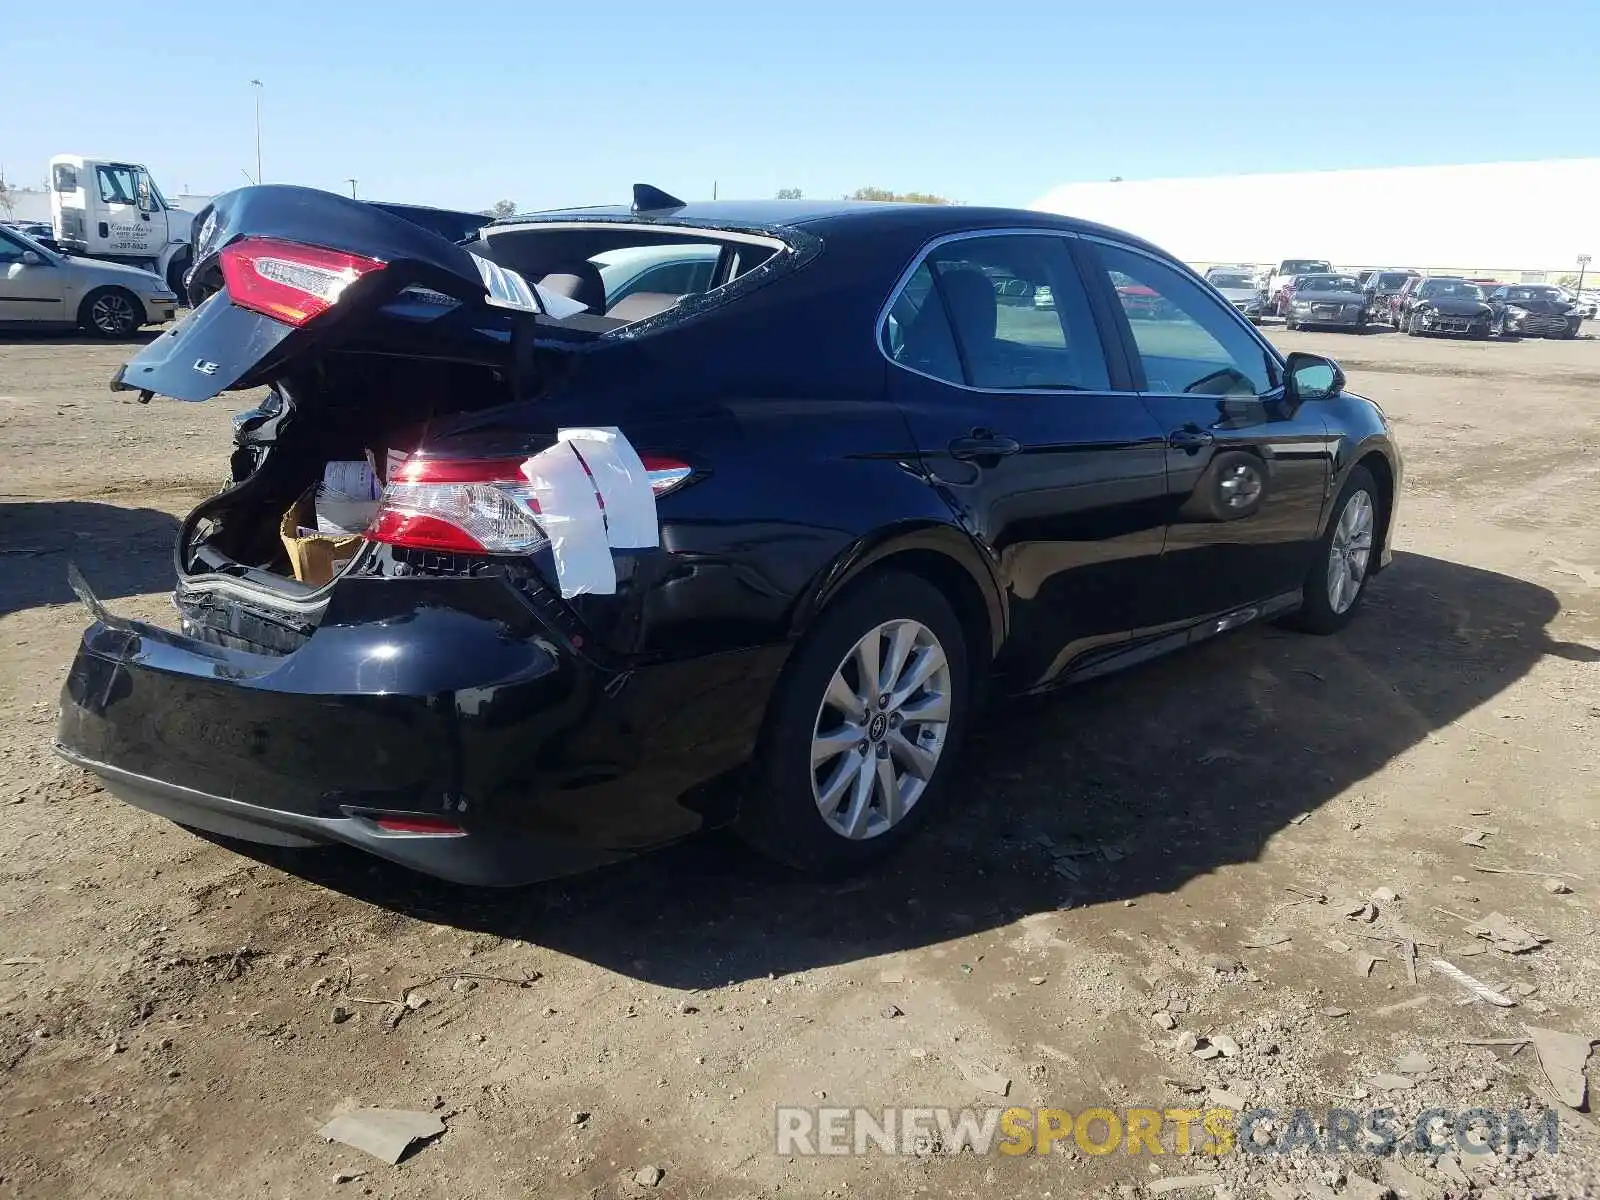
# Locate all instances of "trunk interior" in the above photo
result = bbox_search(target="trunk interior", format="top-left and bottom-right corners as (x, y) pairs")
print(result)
(175, 351), (516, 652)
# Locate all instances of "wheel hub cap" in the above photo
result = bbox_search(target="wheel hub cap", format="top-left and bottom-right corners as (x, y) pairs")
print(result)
(1327, 489), (1375, 614)
(810, 618), (952, 840)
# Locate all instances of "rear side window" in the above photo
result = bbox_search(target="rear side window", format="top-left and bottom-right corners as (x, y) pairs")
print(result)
(882, 234), (1110, 391)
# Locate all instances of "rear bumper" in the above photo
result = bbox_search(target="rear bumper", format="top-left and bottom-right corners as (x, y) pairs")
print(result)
(55, 572), (783, 885)
(55, 744), (617, 885)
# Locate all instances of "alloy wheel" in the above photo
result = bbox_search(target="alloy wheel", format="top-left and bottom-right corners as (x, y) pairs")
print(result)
(91, 292), (137, 336)
(1326, 489), (1375, 614)
(810, 619), (952, 840)
(1218, 462), (1263, 510)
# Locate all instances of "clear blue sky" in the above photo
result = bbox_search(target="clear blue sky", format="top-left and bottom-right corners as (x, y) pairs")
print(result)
(3, 0), (1593, 211)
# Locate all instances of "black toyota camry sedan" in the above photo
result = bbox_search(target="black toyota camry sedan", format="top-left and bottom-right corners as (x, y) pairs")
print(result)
(56, 185), (1401, 885)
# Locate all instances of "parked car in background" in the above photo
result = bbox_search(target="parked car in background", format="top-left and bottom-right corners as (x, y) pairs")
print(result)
(1392, 276), (1493, 338)
(54, 185), (1399, 884)
(1115, 280), (1165, 319)
(1202, 267), (1266, 321)
(1265, 258), (1333, 306)
(1361, 270), (1420, 323)
(1283, 273), (1371, 331)
(1486, 284), (1583, 338)
(1558, 288), (1596, 321)
(0, 223), (178, 336)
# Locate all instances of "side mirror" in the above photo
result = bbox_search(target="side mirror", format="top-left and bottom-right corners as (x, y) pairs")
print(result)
(20, 251), (44, 267)
(1285, 351), (1344, 401)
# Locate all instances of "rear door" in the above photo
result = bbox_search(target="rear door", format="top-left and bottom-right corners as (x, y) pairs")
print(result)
(1080, 237), (1332, 622)
(883, 230), (1170, 690)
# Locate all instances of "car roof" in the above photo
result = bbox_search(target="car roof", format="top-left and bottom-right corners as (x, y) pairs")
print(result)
(492, 199), (1168, 253)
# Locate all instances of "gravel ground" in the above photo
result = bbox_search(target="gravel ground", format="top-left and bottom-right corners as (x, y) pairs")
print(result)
(1, 322), (1597, 1199)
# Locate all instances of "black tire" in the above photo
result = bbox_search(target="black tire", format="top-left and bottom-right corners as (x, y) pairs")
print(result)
(78, 287), (143, 338)
(1406, 309), (1423, 337)
(1285, 465), (1381, 635)
(165, 253), (191, 301)
(735, 570), (971, 873)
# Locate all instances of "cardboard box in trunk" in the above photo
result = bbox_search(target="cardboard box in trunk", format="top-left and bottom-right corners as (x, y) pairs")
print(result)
(279, 487), (365, 588)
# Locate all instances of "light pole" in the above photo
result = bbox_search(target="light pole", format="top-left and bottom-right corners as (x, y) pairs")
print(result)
(1576, 254), (1591, 298)
(346, 178), (358, 199)
(250, 79), (264, 183)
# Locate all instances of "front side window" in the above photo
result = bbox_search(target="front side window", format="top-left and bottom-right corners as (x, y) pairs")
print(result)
(1092, 242), (1277, 396)
(883, 234), (1110, 391)
(0, 232), (29, 265)
(96, 165), (139, 205)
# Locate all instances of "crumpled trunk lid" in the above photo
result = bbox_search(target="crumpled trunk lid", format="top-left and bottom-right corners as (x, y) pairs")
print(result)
(112, 184), (522, 403)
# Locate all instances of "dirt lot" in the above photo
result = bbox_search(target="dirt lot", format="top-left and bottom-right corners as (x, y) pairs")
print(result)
(2, 324), (1598, 1199)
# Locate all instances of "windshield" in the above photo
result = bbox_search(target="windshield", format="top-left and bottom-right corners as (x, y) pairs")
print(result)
(1419, 280), (1483, 300)
(1299, 274), (1361, 291)
(1505, 286), (1562, 302)
(1208, 272), (1254, 289)
(1282, 260), (1331, 275)
(1376, 272), (1414, 288)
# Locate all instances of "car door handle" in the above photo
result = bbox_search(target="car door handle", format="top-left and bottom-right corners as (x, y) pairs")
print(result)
(948, 431), (1021, 463)
(1167, 427), (1215, 451)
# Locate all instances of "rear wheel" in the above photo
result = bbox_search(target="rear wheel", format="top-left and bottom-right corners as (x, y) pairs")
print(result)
(736, 571), (970, 873)
(1286, 465), (1379, 635)
(78, 287), (142, 338)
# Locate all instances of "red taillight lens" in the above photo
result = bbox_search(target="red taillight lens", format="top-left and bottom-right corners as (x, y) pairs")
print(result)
(218, 237), (385, 326)
(366, 452), (695, 555)
(368, 456), (546, 554)
(372, 814), (465, 836)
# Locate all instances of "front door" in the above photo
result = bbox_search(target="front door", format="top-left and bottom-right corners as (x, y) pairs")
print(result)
(0, 231), (67, 323)
(882, 231), (1171, 690)
(1080, 238), (1332, 623)
(94, 163), (162, 257)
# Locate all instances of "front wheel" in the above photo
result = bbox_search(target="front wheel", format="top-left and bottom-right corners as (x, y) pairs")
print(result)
(1286, 466), (1380, 635)
(1406, 310), (1424, 337)
(78, 287), (143, 338)
(165, 253), (191, 302)
(735, 571), (970, 873)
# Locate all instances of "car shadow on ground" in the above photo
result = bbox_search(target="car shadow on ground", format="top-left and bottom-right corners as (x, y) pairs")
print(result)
(212, 552), (1594, 989)
(0, 502), (181, 617)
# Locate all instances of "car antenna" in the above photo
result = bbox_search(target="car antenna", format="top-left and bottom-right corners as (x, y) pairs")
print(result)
(631, 183), (686, 215)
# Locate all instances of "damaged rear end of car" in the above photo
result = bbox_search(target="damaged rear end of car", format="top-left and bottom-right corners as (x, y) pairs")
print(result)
(56, 185), (812, 884)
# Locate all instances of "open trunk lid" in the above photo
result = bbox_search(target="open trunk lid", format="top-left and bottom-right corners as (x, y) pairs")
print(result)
(113, 184), (578, 403)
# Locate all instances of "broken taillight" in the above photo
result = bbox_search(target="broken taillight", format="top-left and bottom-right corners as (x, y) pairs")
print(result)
(219, 237), (386, 326)
(368, 457), (546, 554)
(367, 452), (695, 555)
